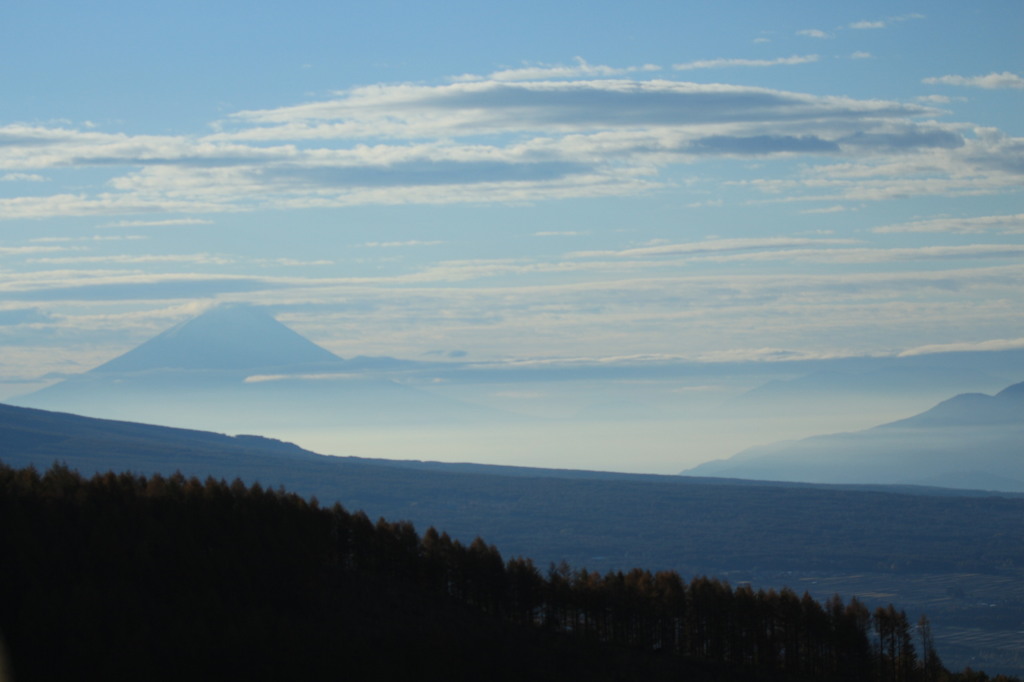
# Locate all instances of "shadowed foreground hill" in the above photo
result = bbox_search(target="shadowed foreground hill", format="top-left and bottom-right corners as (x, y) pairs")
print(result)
(3, 402), (1022, 578)
(7, 462), (1017, 682)
(0, 463), (706, 681)
(3, 402), (1024, 676)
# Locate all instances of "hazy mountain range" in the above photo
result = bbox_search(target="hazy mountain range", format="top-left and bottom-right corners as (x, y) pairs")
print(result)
(685, 380), (1024, 491)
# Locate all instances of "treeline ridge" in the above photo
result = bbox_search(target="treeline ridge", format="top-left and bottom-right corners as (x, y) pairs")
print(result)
(1, 461), (1017, 682)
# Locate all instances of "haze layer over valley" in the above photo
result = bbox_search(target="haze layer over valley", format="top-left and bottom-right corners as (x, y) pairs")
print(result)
(685, 380), (1024, 491)
(11, 304), (1023, 484)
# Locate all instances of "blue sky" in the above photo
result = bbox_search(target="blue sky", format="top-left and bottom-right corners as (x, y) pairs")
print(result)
(1, 0), (1022, 398)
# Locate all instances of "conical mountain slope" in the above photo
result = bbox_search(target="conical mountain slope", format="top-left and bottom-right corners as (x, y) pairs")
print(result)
(10, 303), (508, 435)
(94, 304), (344, 373)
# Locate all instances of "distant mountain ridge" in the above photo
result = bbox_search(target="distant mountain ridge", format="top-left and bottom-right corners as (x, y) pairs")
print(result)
(684, 380), (1024, 491)
(882, 380), (1024, 428)
(720, 366), (1009, 418)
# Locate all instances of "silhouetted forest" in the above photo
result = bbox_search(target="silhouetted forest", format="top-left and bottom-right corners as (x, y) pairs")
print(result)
(1, 461), (1019, 682)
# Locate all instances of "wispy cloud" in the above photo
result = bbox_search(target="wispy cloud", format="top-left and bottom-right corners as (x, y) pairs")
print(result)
(0, 308), (53, 326)
(0, 271), (275, 301)
(800, 205), (848, 214)
(30, 235), (146, 243)
(568, 237), (858, 260)
(899, 336), (1024, 357)
(244, 372), (363, 384)
(873, 214), (1024, 235)
(849, 21), (886, 29)
(101, 218), (215, 228)
(453, 57), (661, 82)
(709, 244), (1024, 265)
(256, 258), (334, 267)
(566, 242), (1024, 268)
(672, 55), (819, 70)
(26, 253), (235, 266)
(0, 245), (77, 256)
(360, 240), (444, 248)
(225, 78), (933, 134)
(0, 192), (222, 220)
(849, 14), (925, 31)
(1, 172), (47, 182)
(923, 72), (1024, 89)
(0, 69), (1015, 221)
(803, 14), (922, 39)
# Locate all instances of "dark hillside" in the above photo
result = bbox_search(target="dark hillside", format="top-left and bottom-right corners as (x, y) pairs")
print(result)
(0, 400), (323, 464)
(7, 462), (1008, 682)
(3, 402), (1024, 675)
(2, 403), (1020, 578)
(0, 464), (690, 681)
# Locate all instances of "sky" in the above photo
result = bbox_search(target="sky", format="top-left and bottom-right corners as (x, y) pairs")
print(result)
(1, 1), (1022, 406)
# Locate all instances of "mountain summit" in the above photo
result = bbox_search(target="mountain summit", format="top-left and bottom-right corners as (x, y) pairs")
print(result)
(883, 379), (1024, 428)
(93, 304), (344, 373)
(10, 303), (503, 435)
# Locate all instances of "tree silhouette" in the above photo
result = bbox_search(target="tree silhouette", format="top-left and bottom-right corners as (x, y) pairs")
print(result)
(3, 460), (1019, 682)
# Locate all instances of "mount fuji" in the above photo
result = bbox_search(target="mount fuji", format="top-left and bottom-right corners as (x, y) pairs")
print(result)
(10, 304), (501, 435)
(91, 303), (347, 373)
